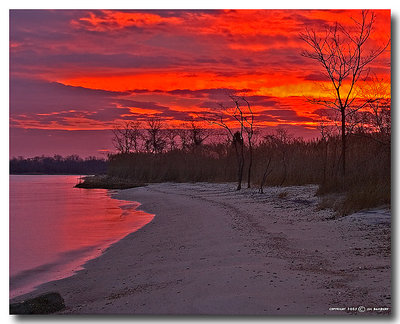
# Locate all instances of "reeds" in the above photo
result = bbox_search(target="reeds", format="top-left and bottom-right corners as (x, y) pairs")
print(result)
(107, 132), (390, 214)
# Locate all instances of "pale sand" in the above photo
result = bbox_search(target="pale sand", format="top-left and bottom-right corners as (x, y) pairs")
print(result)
(11, 183), (391, 315)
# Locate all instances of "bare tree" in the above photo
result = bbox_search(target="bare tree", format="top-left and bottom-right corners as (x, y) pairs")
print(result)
(189, 120), (209, 149)
(300, 10), (390, 180)
(177, 128), (190, 151)
(144, 117), (166, 154)
(230, 96), (255, 188)
(112, 121), (142, 154)
(265, 128), (293, 186)
(200, 96), (255, 190)
(361, 75), (391, 143)
(178, 120), (210, 152)
(200, 105), (245, 190)
(165, 128), (179, 152)
(232, 130), (245, 190)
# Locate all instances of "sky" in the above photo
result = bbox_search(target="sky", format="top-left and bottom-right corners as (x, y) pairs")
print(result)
(9, 9), (391, 158)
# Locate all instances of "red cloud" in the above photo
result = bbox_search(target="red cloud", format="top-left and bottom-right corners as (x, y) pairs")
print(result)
(71, 10), (183, 32)
(10, 9), (391, 157)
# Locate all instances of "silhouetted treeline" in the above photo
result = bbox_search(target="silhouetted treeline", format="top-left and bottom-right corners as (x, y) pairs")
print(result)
(10, 155), (108, 175)
(107, 131), (390, 215)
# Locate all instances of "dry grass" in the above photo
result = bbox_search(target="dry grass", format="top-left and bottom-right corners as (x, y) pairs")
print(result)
(107, 133), (390, 214)
(318, 181), (390, 218)
(340, 181), (391, 215)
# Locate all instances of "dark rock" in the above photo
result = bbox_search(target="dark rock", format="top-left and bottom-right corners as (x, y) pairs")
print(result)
(10, 292), (65, 314)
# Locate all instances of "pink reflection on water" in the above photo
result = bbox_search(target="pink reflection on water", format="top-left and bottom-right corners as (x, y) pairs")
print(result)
(10, 175), (154, 299)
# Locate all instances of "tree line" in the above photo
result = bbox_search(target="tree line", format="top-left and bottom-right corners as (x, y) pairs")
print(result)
(107, 116), (389, 215)
(10, 155), (107, 175)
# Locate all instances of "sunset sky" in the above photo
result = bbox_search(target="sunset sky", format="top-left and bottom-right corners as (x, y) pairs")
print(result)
(9, 9), (390, 157)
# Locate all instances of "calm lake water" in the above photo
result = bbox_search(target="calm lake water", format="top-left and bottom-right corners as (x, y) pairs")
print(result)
(10, 175), (153, 299)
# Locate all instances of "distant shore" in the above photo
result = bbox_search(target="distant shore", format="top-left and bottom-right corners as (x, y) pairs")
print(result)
(10, 183), (391, 315)
(10, 173), (93, 176)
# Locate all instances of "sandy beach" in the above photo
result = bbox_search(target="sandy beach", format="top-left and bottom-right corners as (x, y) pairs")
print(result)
(10, 182), (391, 315)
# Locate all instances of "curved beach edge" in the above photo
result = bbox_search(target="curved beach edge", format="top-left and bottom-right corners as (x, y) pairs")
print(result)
(10, 183), (391, 315)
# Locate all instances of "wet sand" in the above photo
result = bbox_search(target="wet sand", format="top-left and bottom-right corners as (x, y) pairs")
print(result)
(10, 183), (391, 315)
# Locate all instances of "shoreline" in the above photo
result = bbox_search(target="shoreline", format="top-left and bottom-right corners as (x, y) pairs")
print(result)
(10, 177), (154, 301)
(10, 183), (391, 315)
(10, 200), (153, 300)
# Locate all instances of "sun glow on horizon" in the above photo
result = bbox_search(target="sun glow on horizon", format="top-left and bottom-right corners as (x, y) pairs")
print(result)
(9, 9), (391, 156)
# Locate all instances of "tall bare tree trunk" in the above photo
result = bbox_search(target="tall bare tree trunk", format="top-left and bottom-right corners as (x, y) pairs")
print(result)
(341, 109), (346, 184)
(237, 162), (243, 190)
(233, 141), (244, 191)
(232, 131), (245, 191)
(239, 141), (244, 190)
(247, 141), (253, 188)
(322, 140), (328, 185)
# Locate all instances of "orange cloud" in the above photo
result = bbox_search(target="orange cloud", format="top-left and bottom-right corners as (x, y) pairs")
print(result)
(11, 10), (391, 136)
(71, 10), (183, 32)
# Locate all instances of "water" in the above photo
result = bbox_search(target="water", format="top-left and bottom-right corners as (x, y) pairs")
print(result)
(9, 175), (153, 299)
